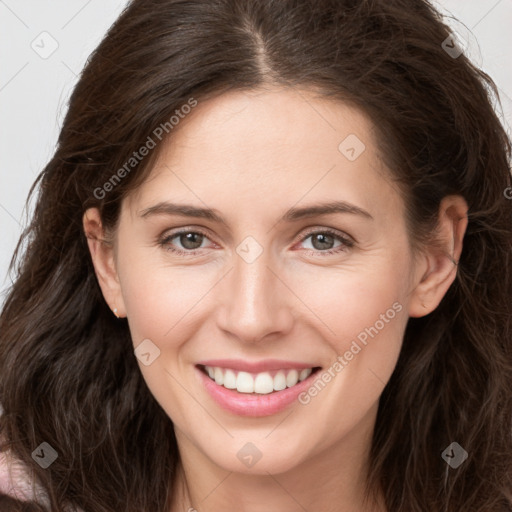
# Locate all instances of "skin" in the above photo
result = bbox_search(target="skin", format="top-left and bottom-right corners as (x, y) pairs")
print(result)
(83, 86), (468, 512)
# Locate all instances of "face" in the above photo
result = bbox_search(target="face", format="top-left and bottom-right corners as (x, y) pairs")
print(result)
(86, 87), (457, 476)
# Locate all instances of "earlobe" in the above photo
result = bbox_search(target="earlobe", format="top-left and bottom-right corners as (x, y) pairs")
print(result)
(83, 208), (126, 318)
(408, 195), (468, 318)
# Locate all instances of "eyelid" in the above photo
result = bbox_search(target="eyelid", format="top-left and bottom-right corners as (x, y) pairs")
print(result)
(158, 224), (355, 255)
(158, 226), (217, 252)
(159, 225), (354, 242)
(295, 225), (355, 246)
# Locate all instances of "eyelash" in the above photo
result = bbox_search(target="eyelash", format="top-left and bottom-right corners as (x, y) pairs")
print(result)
(158, 227), (354, 257)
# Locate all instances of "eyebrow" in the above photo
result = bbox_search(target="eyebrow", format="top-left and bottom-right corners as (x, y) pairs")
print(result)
(138, 200), (374, 223)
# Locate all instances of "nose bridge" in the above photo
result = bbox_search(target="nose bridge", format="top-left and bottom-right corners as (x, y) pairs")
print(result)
(218, 237), (291, 343)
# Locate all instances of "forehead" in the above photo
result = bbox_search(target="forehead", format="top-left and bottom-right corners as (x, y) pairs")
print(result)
(124, 87), (403, 226)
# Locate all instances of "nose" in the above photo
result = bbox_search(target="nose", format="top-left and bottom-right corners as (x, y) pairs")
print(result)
(216, 244), (294, 345)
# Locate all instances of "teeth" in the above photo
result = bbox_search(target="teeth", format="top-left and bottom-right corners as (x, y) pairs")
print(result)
(223, 369), (237, 389)
(273, 371), (287, 391)
(203, 366), (314, 394)
(299, 368), (311, 381)
(236, 371), (254, 393)
(214, 367), (224, 385)
(286, 369), (299, 387)
(254, 373), (274, 394)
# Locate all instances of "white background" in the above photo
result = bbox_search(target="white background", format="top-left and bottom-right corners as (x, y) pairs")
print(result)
(1, 0), (511, 308)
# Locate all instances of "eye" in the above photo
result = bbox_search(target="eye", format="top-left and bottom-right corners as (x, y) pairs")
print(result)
(158, 227), (354, 257)
(296, 228), (354, 257)
(158, 229), (213, 256)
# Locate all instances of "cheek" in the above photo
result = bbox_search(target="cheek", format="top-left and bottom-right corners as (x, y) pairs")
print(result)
(289, 251), (410, 350)
(290, 250), (410, 411)
(117, 255), (204, 421)
(118, 249), (211, 348)
(295, 285), (407, 442)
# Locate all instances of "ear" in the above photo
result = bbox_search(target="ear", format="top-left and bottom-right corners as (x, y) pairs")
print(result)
(408, 195), (468, 318)
(83, 208), (126, 318)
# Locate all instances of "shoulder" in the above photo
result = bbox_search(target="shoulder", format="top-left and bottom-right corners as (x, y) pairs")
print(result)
(0, 492), (46, 511)
(0, 411), (84, 512)
(0, 449), (85, 512)
(0, 409), (48, 507)
(0, 447), (88, 511)
(0, 443), (41, 504)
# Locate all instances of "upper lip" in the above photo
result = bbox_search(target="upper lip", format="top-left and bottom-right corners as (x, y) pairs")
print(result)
(196, 359), (321, 373)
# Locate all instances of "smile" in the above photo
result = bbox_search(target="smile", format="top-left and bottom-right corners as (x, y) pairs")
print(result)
(195, 361), (323, 417)
(201, 365), (317, 394)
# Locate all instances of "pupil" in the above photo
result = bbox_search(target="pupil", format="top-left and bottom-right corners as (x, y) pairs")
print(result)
(181, 233), (202, 249)
(179, 233), (334, 251)
(313, 233), (333, 250)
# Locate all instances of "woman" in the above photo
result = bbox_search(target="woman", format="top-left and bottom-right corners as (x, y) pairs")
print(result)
(1, 0), (511, 510)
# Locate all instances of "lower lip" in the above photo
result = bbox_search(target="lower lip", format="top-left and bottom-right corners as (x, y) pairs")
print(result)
(195, 366), (321, 417)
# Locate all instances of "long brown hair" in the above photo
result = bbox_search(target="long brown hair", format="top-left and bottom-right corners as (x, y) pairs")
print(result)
(1, 0), (511, 510)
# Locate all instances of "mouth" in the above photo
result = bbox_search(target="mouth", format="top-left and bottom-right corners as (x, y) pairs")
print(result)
(197, 364), (323, 395)
(194, 358), (324, 416)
